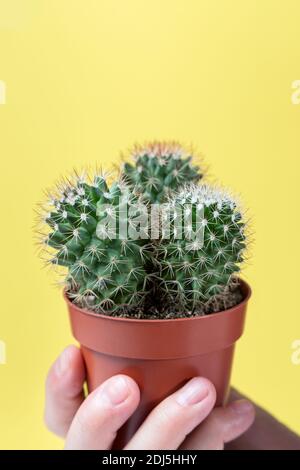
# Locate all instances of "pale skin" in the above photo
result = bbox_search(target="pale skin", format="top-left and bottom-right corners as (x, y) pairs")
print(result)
(45, 345), (300, 450)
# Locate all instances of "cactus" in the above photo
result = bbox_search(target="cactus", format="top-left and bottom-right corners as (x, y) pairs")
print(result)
(122, 141), (203, 203)
(36, 150), (248, 317)
(38, 172), (152, 312)
(157, 184), (247, 312)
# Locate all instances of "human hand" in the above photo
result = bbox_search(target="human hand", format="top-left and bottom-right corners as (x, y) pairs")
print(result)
(45, 345), (255, 450)
(226, 390), (300, 450)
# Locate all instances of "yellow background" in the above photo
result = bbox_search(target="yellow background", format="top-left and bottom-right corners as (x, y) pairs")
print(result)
(0, 0), (300, 449)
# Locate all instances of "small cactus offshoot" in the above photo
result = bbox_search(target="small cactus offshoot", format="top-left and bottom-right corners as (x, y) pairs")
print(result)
(157, 184), (247, 312)
(122, 141), (203, 203)
(38, 173), (152, 312)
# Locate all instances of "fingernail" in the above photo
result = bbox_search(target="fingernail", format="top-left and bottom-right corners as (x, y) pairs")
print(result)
(101, 376), (130, 406)
(230, 399), (254, 415)
(55, 347), (71, 377)
(176, 377), (209, 406)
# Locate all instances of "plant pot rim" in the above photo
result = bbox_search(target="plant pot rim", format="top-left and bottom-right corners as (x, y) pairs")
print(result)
(63, 278), (251, 324)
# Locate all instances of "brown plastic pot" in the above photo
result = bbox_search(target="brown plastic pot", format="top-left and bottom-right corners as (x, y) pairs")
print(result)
(65, 279), (251, 448)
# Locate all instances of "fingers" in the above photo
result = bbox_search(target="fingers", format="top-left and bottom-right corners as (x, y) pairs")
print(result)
(65, 375), (140, 450)
(182, 399), (255, 450)
(45, 352), (254, 451)
(44, 345), (85, 438)
(125, 377), (216, 450)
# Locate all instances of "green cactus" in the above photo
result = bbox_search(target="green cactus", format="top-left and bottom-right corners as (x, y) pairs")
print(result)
(122, 141), (203, 203)
(157, 184), (247, 311)
(39, 172), (152, 312)
(37, 148), (248, 317)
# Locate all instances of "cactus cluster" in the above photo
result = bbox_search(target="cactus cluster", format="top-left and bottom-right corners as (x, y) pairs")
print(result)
(122, 142), (203, 203)
(38, 141), (248, 317)
(40, 173), (152, 312)
(157, 184), (246, 312)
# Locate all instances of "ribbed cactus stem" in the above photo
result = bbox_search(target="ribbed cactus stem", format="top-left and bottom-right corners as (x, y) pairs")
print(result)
(40, 173), (150, 312)
(122, 141), (203, 203)
(157, 184), (247, 311)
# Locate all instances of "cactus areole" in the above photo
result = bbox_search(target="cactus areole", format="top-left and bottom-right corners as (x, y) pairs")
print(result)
(37, 143), (252, 448)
